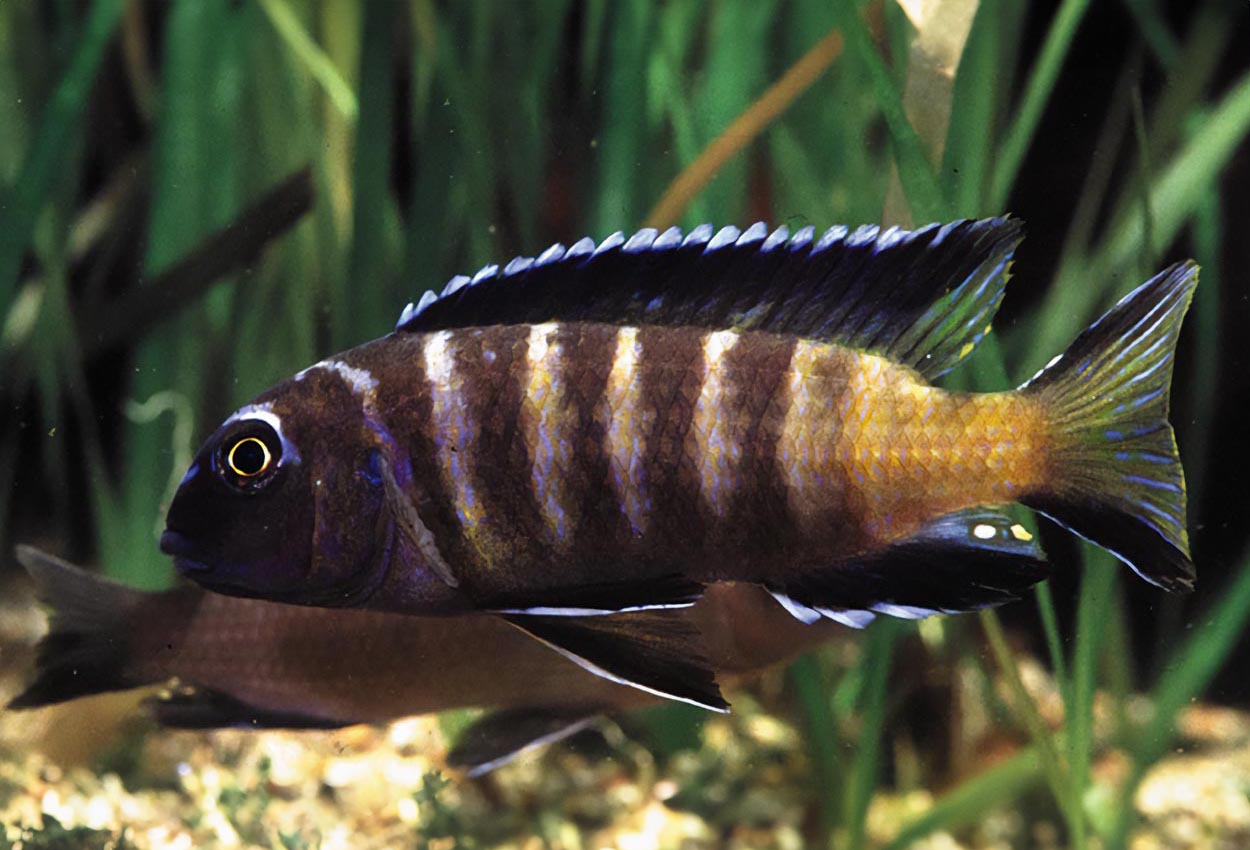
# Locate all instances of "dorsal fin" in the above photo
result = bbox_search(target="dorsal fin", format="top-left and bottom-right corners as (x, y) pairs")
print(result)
(397, 217), (1024, 379)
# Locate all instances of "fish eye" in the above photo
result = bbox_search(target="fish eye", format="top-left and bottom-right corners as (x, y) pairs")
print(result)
(228, 437), (271, 478)
(215, 421), (283, 490)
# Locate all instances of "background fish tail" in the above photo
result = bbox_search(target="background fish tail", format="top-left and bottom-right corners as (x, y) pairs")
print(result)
(1019, 263), (1199, 591)
(8, 547), (155, 708)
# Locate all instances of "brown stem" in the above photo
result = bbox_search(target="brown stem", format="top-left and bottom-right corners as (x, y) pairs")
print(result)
(81, 167), (315, 354)
(644, 28), (844, 230)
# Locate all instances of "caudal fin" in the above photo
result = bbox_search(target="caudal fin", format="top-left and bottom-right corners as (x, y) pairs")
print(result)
(1019, 262), (1198, 591)
(7, 546), (149, 709)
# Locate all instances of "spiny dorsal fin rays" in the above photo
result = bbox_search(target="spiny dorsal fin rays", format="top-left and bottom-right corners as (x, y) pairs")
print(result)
(396, 217), (1024, 381)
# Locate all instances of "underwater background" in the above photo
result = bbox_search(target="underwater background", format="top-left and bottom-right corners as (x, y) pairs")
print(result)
(1, 0), (1250, 847)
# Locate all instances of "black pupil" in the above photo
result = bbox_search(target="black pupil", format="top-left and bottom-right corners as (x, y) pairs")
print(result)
(233, 439), (268, 475)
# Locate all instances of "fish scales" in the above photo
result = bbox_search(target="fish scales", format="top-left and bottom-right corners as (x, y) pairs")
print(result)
(822, 350), (1048, 543)
(697, 329), (797, 556)
(343, 322), (1046, 590)
(434, 325), (542, 568)
(365, 333), (469, 591)
(520, 323), (621, 553)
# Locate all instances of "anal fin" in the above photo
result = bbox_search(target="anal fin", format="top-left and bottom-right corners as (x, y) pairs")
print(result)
(502, 609), (729, 713)
(447, 707), (603, 777)
(146, 688), (353, 730)
(775, 506), (1049, 623)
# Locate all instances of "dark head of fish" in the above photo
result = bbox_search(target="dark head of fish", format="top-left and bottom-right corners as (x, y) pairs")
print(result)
(162, 365), (393, 605)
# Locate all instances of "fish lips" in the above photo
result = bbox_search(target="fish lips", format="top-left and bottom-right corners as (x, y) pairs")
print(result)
(159, 529), (213, 575)
(160, 528), (311, 602)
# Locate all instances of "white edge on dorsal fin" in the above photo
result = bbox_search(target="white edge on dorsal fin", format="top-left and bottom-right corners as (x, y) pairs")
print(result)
(415, 289), (438, 313)
(441, 274), (471, 297)
(654, 226), (683, 250)
(816, 224), (852, 252)
(535, 242), (566, 266)
(594, 231), (625, 256)
(567, 236), (596, 258)
(396, 290), (440, 329)
(683, 223), (714, 246)
(761, 225), (790, 251)
(874, 225), (906, 251)
(623, 227), (658, 253)
(503, 256), (534, 276)
(470, 264), (498, 285)
(737, 221), (768, 246)
(846, 224), (879, 248)
(932, 220), (960, 246)
(789, 225), (816, 250)
(706, 225), (740, 252)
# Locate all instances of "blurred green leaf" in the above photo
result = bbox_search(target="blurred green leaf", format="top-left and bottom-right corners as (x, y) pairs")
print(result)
(258, 0), (358, 120)
(988, 0), (1092, 210)
(832, 0), (944, 222)
(345, 1), (401, 345)
(0, 0), (122, 323)
(844, 620), (903, 850)
(884, 747), (1043, 850)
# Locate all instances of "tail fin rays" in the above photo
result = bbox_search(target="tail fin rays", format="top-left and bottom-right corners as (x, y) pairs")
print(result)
(8, 547), (148, 709)
(1020, 262), (1198, 591)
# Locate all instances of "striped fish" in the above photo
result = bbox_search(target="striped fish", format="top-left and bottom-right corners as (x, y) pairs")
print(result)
(160, 218), (1197, 711)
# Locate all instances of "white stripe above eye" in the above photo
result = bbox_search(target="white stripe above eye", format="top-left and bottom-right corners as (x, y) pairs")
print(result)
(222, 404), (301, 465)
(295, 358), (379, 401)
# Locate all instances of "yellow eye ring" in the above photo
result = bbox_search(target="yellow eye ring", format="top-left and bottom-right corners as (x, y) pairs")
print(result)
(227, 437), (273, 478)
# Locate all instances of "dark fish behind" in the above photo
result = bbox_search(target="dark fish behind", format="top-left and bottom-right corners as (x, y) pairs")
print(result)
(9, 548), (837, 772)
(158, 218), (1197, 711)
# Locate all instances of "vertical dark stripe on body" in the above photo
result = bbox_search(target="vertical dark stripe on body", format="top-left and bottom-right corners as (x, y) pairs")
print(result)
(637, 326), (709, 558)
(555, 324), (625, 559)
(455, 325), (549, 576)
(777, 340), (869, 561)
(718, 333), (799, 562)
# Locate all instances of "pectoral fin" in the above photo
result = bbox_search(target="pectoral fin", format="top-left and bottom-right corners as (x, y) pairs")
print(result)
(447, 707), (603, 777)
(502, 609), (730, 713)
(378, 452), (460, 588)
(146, 688), (353, 730)
(774, 506), (1049, 624)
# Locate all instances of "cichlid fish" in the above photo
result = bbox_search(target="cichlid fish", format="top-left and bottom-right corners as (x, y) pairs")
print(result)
(9, 547), (836, 773)
(159, 218), (1197, 711)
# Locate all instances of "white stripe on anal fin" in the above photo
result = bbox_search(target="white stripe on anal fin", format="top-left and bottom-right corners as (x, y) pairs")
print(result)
(692, 330), (741, 519)
(601, 326), (649, 538)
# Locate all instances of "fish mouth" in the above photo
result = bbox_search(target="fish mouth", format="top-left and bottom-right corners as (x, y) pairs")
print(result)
(159, 529), (212, 574)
